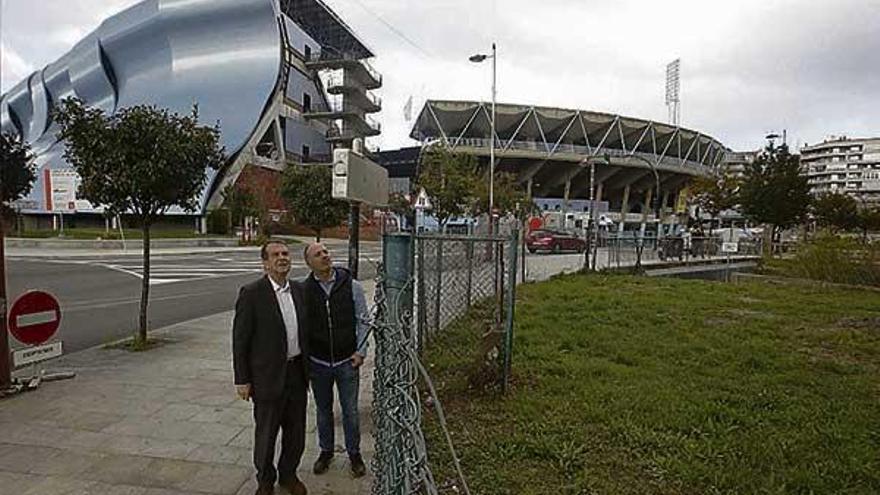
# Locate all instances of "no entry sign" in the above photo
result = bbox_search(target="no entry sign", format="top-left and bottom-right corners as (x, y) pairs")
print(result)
(8, 291), (61, 346)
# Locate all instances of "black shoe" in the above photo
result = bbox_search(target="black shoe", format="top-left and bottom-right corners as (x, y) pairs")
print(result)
(313, 451), (333, 475)
(350, 454), (367, 478)
(279, 476), (307, 495)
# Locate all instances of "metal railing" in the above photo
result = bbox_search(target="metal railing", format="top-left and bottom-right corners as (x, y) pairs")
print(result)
(593, 234), (763, 271)
(324, 73), (383, 108)
(307, 50), (383, 86)
(365, 115), (382, 133)
(450, 137), (713, 172)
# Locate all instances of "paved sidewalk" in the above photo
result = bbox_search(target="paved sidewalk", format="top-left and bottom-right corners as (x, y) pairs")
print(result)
(0, 285), (376, 495)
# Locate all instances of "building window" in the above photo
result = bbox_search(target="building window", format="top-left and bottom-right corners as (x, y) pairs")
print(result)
(304, 45), (311, 61)
(302, 145), (310, 161)
(303, 93), (311, 113)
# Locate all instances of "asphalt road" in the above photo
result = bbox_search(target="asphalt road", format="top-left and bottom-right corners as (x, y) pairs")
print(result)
(6, 243), (382, 355)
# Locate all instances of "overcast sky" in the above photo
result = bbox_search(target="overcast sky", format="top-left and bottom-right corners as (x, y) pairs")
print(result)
(2, 0), (878, 152)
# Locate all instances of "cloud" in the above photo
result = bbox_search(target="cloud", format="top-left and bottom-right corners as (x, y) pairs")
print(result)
(3, 0), (878, 153)
(1, 43), (34, 92)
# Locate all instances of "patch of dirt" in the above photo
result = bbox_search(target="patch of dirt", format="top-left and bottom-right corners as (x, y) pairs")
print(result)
(103, 337), (172, 352)
(726, 309), (773, 319)
(836, 317), (880, 332)
(739, 296), (763, 305)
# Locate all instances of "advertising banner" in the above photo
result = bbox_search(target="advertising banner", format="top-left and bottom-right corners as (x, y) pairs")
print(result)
(42, 168), (102, 213)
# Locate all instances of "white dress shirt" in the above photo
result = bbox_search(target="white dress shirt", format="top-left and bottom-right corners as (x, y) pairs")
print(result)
(269, 276), (301, 358)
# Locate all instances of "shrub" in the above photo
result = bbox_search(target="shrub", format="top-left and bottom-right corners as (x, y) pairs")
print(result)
(765, 235), (880, 286)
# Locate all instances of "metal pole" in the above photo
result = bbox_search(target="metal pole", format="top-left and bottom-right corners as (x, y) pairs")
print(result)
(0, 213), (11, 389)
(585, 160), (595, 271)
(466, 240), (473, 305)
(348, 202), (360, 279)
(502, 229), (518, 394)
(433, 238), (443, 335)
(417, 237), (426, 351)
(489, 43), (496, 228)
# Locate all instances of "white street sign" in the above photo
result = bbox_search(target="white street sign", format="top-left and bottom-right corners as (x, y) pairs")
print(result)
(722, 242), (739, 254)
(13, 342), (63, 367)
(414, 188), (432, 210)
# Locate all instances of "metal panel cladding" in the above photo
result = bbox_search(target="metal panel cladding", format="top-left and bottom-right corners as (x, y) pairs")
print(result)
(0, 0), (283, 213)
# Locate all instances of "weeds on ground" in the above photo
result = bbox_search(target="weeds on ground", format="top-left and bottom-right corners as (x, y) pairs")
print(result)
(764, 235), (880, 287)
(423, 273), (880, 494)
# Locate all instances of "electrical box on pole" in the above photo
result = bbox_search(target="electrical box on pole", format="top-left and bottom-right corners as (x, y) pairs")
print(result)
(332, 147), (389, 278)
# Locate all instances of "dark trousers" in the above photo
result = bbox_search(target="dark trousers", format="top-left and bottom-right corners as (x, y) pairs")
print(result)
(253, 357), (307, 486)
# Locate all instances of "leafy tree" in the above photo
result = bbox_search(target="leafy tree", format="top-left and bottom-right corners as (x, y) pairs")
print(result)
(690, 173), (740, 234)
(856, 205), (880, 241)
(280, 164), (348, 241)
(54, 98), (225, 345)
(1, 133), (36, 215)
(738, 143), (811, 246)
(388, 191), (413, 218)
(812, 192), (859, 233)
(0, 132), (35, 386)
(471, 170), (533, 220)
(221, 183), (265, 239)
(417, 145), (478, 228)
(387, 191), (415, 231)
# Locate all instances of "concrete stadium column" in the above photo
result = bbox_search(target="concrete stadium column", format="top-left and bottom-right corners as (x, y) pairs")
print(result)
(526, 178), (533, 200)
(640, 188), (653, 238)
(195, 216), (206, 235)
(673, 189), (686, 231)
(661, 191), (671, 235)
(595, 183), (604, 203)
(619, 184), (631, 234)
(563, 179), (572, 215)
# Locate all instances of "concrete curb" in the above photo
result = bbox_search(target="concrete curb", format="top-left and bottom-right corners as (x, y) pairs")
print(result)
(6, 237), (241, 250)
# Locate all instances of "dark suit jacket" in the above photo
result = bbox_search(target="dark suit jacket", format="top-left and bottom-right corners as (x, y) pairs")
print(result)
(233, 275), (309, 401)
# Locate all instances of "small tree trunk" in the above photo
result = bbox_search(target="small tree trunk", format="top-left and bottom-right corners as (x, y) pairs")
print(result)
(315, 228), (322, 242)
(0, 213), (11, 388)
(138, 220), (152, 344)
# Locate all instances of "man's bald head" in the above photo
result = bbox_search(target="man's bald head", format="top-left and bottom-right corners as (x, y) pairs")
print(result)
(304, 242), (333, 275)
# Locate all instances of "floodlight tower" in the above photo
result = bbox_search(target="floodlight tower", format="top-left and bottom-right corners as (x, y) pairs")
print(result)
(665, 59), (681, 126)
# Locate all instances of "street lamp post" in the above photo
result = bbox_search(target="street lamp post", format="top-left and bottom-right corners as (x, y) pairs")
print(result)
(469, 43), (496, 233)
(629, 154), (663, 239)
(579, 154), (611, 270)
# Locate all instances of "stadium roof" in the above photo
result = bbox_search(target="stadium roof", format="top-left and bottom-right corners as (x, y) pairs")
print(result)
(411, 100), (728, 170)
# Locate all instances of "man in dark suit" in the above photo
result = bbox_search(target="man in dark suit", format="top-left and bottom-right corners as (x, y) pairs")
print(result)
(233, 240), (309, 495)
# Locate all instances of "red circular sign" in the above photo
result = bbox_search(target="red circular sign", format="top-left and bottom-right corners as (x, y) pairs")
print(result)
(8, 291), (61, 346)
(528, 217), (544, 232)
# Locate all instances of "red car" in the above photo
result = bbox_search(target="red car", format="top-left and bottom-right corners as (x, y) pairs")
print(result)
(526, 229), (586, 254)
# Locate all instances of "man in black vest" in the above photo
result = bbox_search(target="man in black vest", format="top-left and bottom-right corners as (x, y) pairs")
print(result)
(233, 240), (309, 495)
(302, 242), (370, 478)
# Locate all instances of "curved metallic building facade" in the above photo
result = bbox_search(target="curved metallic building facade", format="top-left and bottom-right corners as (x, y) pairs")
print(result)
(1, 0), (381, 216)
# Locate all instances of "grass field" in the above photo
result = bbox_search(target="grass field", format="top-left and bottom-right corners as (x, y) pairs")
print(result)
(423, 274), (880, 494)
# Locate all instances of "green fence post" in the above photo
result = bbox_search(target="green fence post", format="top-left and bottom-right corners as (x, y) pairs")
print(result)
(466, 240), (474, 305)
(434, 238), (443, 335)
(417, 236), (426, 352)
(383, 234), (414, 336)
(503, 229), (519, 394)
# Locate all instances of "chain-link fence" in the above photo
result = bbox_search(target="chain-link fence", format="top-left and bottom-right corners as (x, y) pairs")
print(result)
(415, 230), (518, 393)
(370, 252), (439, 495)
(372, 235), (498, 495)
(594, 234), (763, 271)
